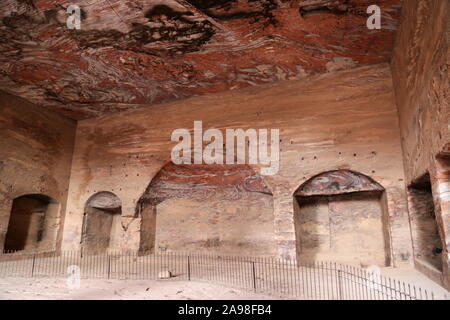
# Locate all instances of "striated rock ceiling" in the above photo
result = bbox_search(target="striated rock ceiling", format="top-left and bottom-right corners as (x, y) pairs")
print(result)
(0, 0), (402, 120)
(138, 163), (272, 207)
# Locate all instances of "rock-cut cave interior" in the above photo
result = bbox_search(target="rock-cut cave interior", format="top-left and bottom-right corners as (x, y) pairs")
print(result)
(0, 0), (448, 299)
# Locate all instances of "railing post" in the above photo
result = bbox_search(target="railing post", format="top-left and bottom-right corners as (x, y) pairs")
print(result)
(187, 255), (191, 281)
(252, 261), (257, 292)
(31, 252), (36, 277)
(107, 254), (111, 279)
(338, 269), (343, 300)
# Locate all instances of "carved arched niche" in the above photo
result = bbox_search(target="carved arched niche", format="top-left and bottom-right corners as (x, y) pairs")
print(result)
(293, 170), (391, 267)
(136, 162), (275, 256)
(4, 194), (60, 252)
(81, 192), (122, 253)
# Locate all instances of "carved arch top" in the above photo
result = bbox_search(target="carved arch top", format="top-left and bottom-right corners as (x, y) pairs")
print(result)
(85, 191), (122, 210)
(295, 170), (384, 197)
(14, 194), (58, 204)
(136, 162), (272, 212)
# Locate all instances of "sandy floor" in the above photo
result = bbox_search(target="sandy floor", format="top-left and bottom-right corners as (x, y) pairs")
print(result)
(379, 267), (449, 300)
(0, 278), (282, 300)
(0, 253), (448, 300)
(0, 269), (447, 300)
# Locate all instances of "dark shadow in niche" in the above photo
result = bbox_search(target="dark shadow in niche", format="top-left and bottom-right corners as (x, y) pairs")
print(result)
(408, 173), (443, 271)
(293, 170), (391, 267)
(4, 194), (59, 252)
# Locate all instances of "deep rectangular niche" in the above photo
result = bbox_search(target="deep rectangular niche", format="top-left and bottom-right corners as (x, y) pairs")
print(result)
(294, 192), (390, 267)
(4, 194), (59, 252)
(407, 173), (443, 271)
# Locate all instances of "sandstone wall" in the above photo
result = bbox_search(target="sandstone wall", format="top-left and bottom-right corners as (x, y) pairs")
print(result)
(137, 163), (275, 256)
(155, 192), (274, 256)
(0, 90), (76, 251)
(63, 63), (412, 266)
(391, 0), (450, 287)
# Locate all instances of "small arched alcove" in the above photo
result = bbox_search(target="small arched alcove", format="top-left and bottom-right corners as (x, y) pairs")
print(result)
(136, 162), (275, 256)
(293, 170), (391, 267)
(4, 194), (60, 252)
(81, 192), (122, 253)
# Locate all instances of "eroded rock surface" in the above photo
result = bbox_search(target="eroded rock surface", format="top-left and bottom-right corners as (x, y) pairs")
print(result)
(0, 0), (401, 119)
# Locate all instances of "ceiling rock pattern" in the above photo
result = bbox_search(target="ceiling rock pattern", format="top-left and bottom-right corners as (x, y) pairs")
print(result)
(295, 170), (384, 196)
(137, 163), (272, 207)
(0, 0), (402, 119)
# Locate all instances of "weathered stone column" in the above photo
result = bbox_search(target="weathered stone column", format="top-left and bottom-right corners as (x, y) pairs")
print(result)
(120, 200), (141, 253)
(384, 186), (413, 267)
(272, 186), (296, 260)
(0, 197), (13, 252)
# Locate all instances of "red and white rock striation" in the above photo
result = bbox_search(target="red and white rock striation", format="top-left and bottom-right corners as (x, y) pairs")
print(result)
(0, 0), (402, 119)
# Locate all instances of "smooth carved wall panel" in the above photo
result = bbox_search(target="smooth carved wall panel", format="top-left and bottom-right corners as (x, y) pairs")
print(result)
(155, 193), (275, 255)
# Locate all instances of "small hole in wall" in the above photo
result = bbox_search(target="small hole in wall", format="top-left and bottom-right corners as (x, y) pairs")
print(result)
(353, 153), (357, 157)
(313, 156), (317, 160)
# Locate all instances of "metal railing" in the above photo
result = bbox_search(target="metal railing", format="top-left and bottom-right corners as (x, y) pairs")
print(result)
(0, 250), (437, 300)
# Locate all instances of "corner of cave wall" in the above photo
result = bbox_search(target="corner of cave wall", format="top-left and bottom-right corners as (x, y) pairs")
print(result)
(0, 90), (76, 253)
(390, 0), (450, 288)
